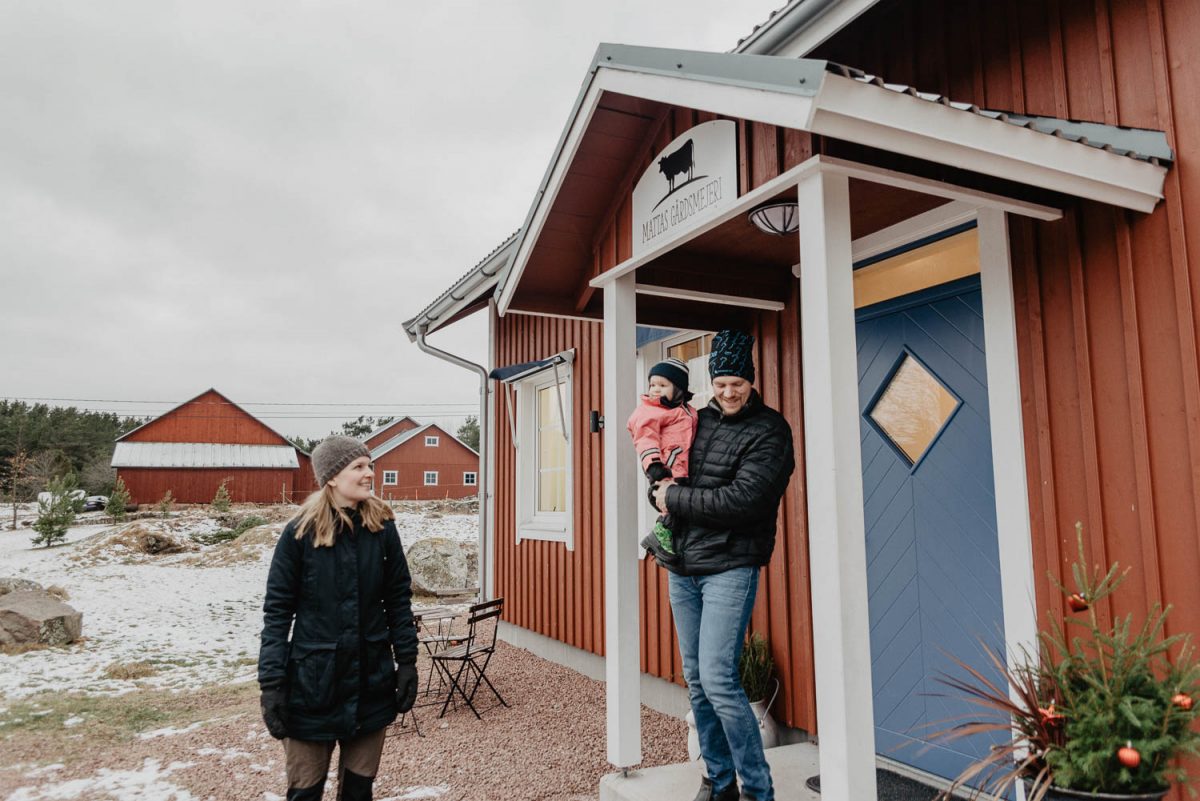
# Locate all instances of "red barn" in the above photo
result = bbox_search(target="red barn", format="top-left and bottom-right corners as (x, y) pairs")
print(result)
(112, 388), (315, 505)
(368, 422), (479, 501)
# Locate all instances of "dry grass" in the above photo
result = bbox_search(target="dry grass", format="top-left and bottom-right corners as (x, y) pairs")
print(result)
(45, 585), (69, 600)
(0, 641), (52, 656)
(103, 660), (158, 680)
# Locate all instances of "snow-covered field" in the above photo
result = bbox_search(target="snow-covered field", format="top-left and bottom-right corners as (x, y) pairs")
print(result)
(0, 505), (478, 699)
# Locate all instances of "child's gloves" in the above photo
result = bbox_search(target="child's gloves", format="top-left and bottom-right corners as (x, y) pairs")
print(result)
(645, 461), (672, 483)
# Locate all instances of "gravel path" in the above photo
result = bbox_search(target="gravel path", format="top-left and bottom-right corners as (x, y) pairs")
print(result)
(0, 640), (690, 801)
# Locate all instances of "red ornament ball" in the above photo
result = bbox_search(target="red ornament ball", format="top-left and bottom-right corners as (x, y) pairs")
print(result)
(1118, 743), (1141, 769)
(1173, 693), (1194, 711)
(1067, 593), (1090, 612)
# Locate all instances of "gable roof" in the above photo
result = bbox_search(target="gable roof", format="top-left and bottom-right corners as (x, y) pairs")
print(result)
(115, 388), (300, 448)
(401, 232), (517, 339)
(369, 422), (480, 460)
(361, 416), (420, 443)
(494, 43), (1169, 313)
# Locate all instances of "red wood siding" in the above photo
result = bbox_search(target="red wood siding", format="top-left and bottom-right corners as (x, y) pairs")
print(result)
(123, 390), (289, 445)
(490, 0), (1200, 758)
(118, 468), (295, 505)
(372, 426), (479, 501)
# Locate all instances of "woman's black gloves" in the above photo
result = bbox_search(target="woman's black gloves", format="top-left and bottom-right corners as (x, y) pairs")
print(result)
(395, 661), (419, 713)
(260, 683), (289, 740)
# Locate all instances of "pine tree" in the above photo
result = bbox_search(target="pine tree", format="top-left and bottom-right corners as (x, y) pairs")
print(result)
(211, 479), (232, 513)
(32, 473), (82, 547)
(157, 489), (174, 518)
(456, 416), (480, 451)
(107, 477), (131, 522)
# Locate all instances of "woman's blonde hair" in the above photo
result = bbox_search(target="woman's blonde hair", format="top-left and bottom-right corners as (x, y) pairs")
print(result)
(292, 485), (394, 547)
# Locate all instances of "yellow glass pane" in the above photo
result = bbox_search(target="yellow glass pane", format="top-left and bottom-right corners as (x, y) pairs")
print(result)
(854, 229), (980, 309)
(539, 427), (566, 467)
(538, 470), (566, 512)
(668, 333), (713, 363)
(538, 386), (556, 426)
(869, 355), (958, 464)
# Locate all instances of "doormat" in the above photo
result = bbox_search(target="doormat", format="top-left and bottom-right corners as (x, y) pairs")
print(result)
(804, 768), (942, 800)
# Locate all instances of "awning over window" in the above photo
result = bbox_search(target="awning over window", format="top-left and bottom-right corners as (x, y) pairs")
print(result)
(488, 350), (574, 384)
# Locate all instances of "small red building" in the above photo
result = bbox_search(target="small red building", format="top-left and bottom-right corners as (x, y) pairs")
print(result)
(111, 389), (317, 504)
(368, 422), (479, 501)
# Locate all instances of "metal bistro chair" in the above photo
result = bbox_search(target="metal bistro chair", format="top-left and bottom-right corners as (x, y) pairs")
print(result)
(430, 597), (508, 719)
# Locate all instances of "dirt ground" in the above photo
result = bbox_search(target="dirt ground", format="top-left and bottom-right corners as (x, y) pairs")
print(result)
(0, 640), (690, 801)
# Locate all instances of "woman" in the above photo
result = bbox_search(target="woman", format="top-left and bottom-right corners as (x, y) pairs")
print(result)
(258, 436), (419, 801)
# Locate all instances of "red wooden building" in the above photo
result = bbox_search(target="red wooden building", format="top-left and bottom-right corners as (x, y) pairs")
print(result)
(367, 422), (479, 501)
(112, 389), (317, 504)
(406, 1), (1199, 797)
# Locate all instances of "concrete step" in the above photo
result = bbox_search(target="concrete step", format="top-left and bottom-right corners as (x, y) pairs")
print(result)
(600, 742), (821, 801)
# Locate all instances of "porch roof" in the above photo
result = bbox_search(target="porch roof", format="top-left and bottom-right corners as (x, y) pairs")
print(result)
(495, 43), (1171, 315)
(400, 232), (516, 339)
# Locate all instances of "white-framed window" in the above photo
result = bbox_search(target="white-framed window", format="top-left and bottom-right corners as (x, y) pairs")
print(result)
(423, 471), (438, 486)
(425, 435), (439, 447)
(463, 471), (477, 486)
(634, 329), (713, 556)
(382, 470), (398, 486)
(514, 361), (573, 548)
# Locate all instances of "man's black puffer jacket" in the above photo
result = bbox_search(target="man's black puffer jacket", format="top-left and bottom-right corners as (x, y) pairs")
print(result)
(662, 390), (795, 576)
(258, 509), (417, 741)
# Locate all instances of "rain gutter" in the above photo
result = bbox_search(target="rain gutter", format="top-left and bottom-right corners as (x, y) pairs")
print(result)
(413, 326), (492, 602)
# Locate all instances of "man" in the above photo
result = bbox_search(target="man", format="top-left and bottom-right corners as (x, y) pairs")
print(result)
(653, 329), (795, 801)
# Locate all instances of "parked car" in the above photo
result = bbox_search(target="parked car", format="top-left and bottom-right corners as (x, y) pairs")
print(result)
(83, 495), (109, 512)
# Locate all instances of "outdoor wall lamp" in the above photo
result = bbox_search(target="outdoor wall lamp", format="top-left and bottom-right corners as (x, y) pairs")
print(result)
(747, 201), (799, 236)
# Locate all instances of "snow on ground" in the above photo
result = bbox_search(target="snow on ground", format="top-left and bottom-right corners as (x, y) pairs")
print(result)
(6, 759), (197, 801)
(0, 504), (477, 700)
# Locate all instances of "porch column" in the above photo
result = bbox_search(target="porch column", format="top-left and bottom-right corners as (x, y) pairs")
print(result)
(977, 208), (1039, 663)
(603, 271), (641, 767)
(797, 168), (878, 801)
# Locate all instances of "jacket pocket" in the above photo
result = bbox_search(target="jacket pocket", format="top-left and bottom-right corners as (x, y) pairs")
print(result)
(287, 640), (338, 714)
(363, 632), (397, 697)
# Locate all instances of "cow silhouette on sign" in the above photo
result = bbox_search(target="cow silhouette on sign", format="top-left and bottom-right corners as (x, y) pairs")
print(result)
(658, 139), (694, 193)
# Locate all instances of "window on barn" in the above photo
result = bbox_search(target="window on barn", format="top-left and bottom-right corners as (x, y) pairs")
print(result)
(463, 472), (477, 486)
(382, 471), (398, 486)
(425, 435), (439, 447)
(423, 471), (438, 486)
(512, 358), (573, 548)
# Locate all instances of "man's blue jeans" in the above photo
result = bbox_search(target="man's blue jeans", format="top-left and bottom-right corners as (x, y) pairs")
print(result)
(668, 567), (772, 801)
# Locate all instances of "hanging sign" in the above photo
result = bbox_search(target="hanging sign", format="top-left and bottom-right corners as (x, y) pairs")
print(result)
(631, 119), (737, 258)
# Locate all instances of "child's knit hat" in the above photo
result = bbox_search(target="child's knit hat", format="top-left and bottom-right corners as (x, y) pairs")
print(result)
(649, 357), (689, 393)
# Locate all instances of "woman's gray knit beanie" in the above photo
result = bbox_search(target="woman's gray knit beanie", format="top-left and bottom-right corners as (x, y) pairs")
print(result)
(312, 435), (370, 487)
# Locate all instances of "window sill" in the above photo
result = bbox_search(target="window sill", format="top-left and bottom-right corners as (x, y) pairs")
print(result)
(517, 522), (574, 550)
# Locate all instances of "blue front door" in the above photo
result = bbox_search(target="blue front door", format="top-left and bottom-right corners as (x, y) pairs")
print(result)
(856, 274), (1006, 781)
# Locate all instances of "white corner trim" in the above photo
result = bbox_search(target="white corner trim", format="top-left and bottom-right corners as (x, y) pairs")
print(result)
(811, 74), (1167, 213)
(977, 208), (1040, 672)
(634, 284), (786, 311)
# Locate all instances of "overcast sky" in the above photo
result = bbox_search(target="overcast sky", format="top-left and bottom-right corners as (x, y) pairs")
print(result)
(0, 1), (782, 439)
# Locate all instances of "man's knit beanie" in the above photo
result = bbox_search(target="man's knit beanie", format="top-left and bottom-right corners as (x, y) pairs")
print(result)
(709, 329), (756, 383)
(649, 357), (690, 394)
(312, 435), (371, 487)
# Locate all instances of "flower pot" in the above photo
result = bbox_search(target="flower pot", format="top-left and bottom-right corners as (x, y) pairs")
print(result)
(684, 689), (780, 762)
(1027, 781), (1169, 801)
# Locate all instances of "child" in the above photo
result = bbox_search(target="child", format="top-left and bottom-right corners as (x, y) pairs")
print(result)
(626, 357), (697, 562)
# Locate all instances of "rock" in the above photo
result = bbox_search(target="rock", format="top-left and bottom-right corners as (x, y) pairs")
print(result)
(406, 537), (478, 594)
(0, 577), (44, 597)
(0, 590), (83, 646)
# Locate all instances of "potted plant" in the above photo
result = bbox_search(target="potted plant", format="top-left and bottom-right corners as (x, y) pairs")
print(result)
(686, 631), (781, 760)
(934, 525), (1200, 800)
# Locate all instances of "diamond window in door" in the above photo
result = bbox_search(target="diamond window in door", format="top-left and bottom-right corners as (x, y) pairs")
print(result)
(866, 351), (961, 466)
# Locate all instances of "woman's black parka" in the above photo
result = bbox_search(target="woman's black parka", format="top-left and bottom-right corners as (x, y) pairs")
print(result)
(258, 511), (417, 741)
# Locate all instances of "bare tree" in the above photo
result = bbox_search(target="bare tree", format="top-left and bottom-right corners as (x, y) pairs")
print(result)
(7, 449), (30, 530)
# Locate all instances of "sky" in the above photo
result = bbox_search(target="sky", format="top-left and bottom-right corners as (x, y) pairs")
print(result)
(0, 1), (784, 439)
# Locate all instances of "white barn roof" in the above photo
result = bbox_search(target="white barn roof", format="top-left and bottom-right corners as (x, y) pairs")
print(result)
(112, 442), (300, 469)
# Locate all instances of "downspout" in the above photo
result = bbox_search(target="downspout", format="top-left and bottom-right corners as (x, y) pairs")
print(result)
(414, 324), (491, 602)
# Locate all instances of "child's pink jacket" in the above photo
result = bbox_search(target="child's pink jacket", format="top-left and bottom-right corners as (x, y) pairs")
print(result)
(626, 395), (698, 479)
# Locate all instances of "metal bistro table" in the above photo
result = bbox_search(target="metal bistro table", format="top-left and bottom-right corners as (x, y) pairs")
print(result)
(413, 605), (464, 701)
